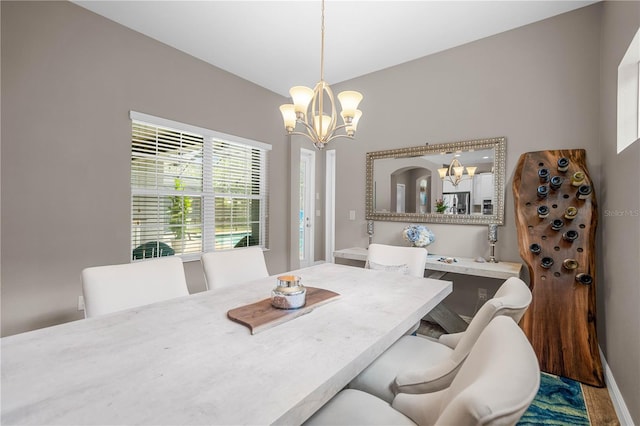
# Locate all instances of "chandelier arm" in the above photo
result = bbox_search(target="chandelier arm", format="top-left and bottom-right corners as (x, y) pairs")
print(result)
(325, 133), (355, 144)
(295, 118), (322, 141)
(324, 124), (355, 143)
(288, 131), (322, 144)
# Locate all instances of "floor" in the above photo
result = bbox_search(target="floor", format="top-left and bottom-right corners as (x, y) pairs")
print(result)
(417, 320), (620, 425)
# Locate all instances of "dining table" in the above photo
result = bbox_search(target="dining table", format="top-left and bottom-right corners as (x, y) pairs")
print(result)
(1, 262), (452, 425)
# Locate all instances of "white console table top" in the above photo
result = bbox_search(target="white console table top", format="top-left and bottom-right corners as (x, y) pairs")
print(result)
(334, 247), (522, 280)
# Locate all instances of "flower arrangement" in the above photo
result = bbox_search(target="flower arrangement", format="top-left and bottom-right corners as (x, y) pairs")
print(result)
(435, 198), (448, 213)
(402, 224), (435, 248)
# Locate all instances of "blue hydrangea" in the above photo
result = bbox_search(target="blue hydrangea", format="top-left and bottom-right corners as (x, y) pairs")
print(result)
(402, 225), (435, 247)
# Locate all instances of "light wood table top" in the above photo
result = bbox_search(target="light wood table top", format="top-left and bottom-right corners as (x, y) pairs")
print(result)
(1, 263), (451, 425)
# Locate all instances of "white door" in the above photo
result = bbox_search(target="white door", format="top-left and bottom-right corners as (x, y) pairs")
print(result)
(299, 149), (315, 267)
(396, 184), (406, 213)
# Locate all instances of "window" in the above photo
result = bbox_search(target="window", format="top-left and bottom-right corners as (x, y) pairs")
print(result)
(617, 27), (640, 154)
(130, 111), (270, 261)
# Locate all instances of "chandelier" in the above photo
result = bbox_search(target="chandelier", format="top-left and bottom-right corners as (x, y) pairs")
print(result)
(279, 0), (363, 150)
(438, 157), (477, 187)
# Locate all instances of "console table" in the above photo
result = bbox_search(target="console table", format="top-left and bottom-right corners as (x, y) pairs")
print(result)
(334, 247), (523, 332)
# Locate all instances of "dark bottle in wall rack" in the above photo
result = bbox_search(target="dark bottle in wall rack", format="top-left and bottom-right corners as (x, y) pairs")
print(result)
(538, 168), (550, 183)
(576, 273), (593, 285)
(563, 230), (578, 242)
(530, 243), (542, 255)
(577, 185), (592, 200)
(541, 257), (554, 269)
(537, 185), (549, 199)
(563, 258), (579, 270)
(557, 157), (569, 172)
(537, 205), (549, 218)
(551, 219), (565, 231)
(550, 176), (563, 190)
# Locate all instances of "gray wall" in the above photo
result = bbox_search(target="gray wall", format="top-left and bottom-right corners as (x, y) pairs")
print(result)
(1, 1), (290, 336)
(2, 1), (639, 422)
(330, 2), (637, 422)
(600, 1), (640, 423)
(330, 3), (602, 313)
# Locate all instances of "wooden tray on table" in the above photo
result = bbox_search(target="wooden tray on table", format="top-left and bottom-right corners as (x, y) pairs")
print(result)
(227, 287), (340, 334)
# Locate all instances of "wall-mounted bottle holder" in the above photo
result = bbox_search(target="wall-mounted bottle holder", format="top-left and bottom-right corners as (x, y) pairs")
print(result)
(513, 149), (603, 387)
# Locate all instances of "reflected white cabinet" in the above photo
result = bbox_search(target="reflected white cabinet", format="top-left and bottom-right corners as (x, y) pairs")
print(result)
(473, 173), (494, 204)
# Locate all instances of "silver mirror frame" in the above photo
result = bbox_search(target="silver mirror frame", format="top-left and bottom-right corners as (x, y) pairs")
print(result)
(365, 136), (506, 225)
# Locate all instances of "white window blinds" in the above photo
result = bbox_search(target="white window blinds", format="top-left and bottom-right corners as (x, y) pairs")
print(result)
(130, 112), (270, 261)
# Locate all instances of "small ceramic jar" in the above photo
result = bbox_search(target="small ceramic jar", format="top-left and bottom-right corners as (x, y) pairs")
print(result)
(271, 275), (306, 309)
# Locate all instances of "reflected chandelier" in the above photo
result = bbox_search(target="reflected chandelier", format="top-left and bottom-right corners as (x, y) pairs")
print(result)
(279, 0), (363, 150)
(438, 157), (477, 187)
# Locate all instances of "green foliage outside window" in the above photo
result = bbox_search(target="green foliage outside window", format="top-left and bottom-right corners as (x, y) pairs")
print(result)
(169, 178), (192, 240)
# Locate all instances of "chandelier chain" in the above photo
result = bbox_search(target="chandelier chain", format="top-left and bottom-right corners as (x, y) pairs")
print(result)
(320, 0), (325, 82)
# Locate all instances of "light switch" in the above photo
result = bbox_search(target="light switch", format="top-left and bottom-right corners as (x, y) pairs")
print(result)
(349, 210), (356, 220)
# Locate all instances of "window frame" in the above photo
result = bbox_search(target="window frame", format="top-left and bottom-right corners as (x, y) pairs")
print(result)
(130, 111), (271, 262)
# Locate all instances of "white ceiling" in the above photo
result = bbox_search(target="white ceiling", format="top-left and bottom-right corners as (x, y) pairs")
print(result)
(73, 0), (597, 97)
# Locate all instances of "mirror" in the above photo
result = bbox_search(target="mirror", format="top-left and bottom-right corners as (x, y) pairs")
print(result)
(366, 137), (506, 225)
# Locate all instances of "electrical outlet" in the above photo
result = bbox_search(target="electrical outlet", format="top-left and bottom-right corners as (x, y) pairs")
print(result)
(478, 288), (487, 301)
(78, 295), (85, 311)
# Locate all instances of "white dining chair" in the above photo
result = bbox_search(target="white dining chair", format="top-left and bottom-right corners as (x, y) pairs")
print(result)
(348, 276), (532, 403)
(304, 316), (540, 426)
(201, 246), (269, 290)
(365, 243), (428, 278)
(82, 256), (189, 318)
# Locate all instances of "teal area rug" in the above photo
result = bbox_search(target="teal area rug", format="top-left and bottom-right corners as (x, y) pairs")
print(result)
(518, 372), (590, 425)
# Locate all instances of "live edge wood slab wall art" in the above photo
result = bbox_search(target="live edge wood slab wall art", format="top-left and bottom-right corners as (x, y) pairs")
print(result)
(513, 149), (604, 387)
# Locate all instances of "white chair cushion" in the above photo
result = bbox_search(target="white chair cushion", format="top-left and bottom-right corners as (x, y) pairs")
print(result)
(304, 389), (416, 426)
(366, 260), (410, 275)
(437, 331), (463, 349)
(348, 335), (452, 403)
(350, 277), (533, 401)
(392, 317), (540, 426)
(201, 246), (269, 290)
(82, 256), (189, 318)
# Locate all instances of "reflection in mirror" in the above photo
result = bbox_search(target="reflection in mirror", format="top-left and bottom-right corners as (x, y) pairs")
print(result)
(366, 137), (506, 225)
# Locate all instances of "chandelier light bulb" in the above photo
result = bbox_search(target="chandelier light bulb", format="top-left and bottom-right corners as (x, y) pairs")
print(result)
(290, 86), (314, 117)
(313, 114), (332, 139)
(279, 104), (297, 132)
(337, 90), (363, 121)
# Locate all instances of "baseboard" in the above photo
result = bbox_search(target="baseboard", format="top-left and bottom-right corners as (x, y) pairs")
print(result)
(599, 346), (634, 425)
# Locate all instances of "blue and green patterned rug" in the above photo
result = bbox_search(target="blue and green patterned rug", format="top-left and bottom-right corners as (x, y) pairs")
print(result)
(518, 372), (590, 425)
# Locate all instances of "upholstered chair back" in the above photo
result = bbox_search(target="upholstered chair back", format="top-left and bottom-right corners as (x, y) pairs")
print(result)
(82, 256), (189, 318)
(201, 246), (269, 290)
(394, 276), (532, 395)
(392, 316), (540, 426)
(365, 243), (428, 278)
